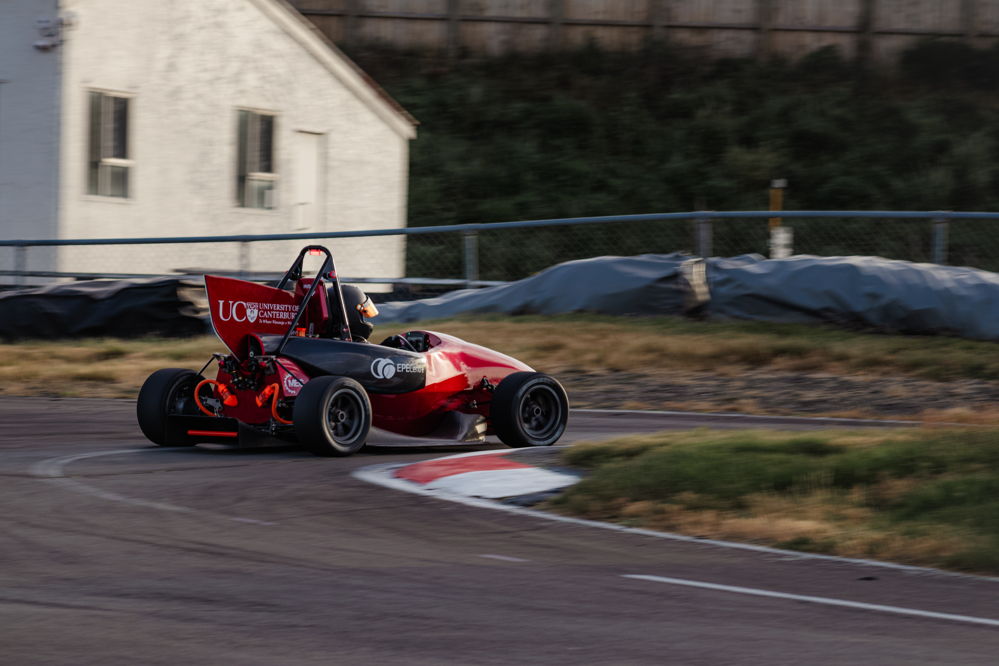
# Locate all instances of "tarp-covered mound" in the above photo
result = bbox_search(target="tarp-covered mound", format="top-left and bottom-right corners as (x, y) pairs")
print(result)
(379, 253), (999, 341)
(0, 278), (206, 340)
(377, 253), (700, 322)
(706, 254), (999, 339)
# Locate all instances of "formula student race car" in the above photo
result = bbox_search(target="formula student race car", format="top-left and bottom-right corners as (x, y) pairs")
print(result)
(136, 245), (569, 456)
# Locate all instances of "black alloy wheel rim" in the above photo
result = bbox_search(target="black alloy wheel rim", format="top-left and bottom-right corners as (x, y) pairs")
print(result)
(170, 376), (197, 416)
(326, 389), (363, 442)
(520, 384), (562, 440)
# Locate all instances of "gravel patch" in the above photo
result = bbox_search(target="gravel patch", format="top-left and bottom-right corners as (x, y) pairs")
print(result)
(557, 369), (999, 418)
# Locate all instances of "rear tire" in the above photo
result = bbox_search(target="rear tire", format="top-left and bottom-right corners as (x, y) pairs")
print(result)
(293, 376), (372, 456)
(491, 372), (569, 448)
(136, 368), (202, 447)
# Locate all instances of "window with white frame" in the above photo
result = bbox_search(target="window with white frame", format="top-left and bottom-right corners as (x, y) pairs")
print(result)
(87, 91), (132, 198)
(237, 110), (277, 209)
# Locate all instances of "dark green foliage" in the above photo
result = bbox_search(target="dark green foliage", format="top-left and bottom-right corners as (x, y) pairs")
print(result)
(349, 41), (999, 278)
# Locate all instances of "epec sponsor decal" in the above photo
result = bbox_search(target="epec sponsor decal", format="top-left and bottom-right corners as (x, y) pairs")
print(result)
(217, 300), (296, 325)
(282, 374), (303, 396)
(371, 357), (422, 380)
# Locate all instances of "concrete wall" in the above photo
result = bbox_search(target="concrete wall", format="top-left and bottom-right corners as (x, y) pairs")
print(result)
(296, 0), (998, 63)
(56, 0), (413, 284)
(0, 0), (62, 273)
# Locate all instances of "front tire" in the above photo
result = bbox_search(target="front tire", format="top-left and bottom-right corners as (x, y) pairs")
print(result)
(293, 376), (372, 456)
(491, 372), (569, 448)
(136, 368), (202, 447)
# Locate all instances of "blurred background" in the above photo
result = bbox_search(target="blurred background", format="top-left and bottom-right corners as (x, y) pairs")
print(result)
(6, 0), (999, 292)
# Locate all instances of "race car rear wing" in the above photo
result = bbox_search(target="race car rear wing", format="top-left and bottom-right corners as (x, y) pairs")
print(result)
(205, 245), (353, 359)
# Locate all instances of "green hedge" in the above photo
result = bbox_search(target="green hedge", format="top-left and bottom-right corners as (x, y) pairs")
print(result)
(349, 41), (999, 278)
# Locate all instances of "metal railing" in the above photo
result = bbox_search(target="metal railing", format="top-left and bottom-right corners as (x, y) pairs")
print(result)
(3, 210), (999, 291)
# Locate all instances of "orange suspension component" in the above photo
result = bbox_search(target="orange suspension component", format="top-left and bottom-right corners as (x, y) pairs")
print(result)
(217, 383), (238, 407)
(257, 382), (293, 425)
(255, 383), (277, 407)
(194, 379), (238, 417)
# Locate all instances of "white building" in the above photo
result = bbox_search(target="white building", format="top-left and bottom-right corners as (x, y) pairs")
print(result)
(0, 0), (416, 284)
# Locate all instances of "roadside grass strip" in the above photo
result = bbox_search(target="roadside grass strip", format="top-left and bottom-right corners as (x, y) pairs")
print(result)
(7, 315), (999, 403)
(548, 427), (999, 575)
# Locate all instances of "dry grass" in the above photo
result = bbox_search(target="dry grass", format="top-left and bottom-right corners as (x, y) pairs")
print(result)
(2, 314), (999, 406)
(0, 337), (225, 398)
(384, 315), (999, 382)
(549, 428), (999, 573)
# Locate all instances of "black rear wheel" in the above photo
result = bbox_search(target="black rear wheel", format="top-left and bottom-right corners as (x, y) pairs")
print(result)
(491, 372), (569, 448)
(293, 376), (372, 456)
(136, 368), (202, 447)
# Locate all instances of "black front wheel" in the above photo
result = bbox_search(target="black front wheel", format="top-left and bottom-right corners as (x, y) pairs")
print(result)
(293, 376), (372, 456)
(136, 368), (202, 447)
(491, 372), (569, 448)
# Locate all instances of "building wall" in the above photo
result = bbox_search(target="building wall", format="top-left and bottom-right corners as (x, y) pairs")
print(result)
(0, 0), (62, 273)
(57, 0), (413, 284)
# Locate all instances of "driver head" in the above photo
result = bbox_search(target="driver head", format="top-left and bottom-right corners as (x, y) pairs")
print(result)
(337, 284), (378, 341)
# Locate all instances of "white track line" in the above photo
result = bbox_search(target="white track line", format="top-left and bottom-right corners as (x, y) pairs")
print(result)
(30, 449), (275, 526)
(480, 554), (530, 563)
(622, 574), (999, 628)
(354, 462), (999, 583)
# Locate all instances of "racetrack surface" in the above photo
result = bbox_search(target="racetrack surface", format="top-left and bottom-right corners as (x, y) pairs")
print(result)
(2, 397), (997, 665)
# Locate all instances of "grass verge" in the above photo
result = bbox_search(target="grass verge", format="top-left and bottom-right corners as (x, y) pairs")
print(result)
(547, 427), (999, 575)
(4, 314), (999, 400)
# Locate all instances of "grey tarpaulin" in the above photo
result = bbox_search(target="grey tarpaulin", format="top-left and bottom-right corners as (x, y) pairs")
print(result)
(378, 252), (999, 341)
(0, 278), (206, 340)
(705, 254), (999, 339)
(8, 254), (999, 341)
(376, 253), (702, 322)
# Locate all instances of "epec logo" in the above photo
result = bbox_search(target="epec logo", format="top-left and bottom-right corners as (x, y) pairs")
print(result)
(218, 300), (259, 323)
(370, 358), (397, 380)
(371, 358), (422, 380)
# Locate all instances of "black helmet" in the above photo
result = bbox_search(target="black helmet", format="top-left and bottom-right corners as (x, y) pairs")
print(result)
(336, 284), (378, 341)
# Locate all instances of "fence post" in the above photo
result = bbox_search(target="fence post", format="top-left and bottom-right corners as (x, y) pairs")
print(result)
(857, 0), (875, 65)
(447, 0), (460, 62)
(463, 231), (479, 287)
(932, 218), (949, 265)
(344, 0), (360, 49)
(14, 245), (26, 287)
(756, 0), (775, 58)
(962, 0), (979, 43)
(548, 0), (564, 50)
(239, 241), (250, 279)
(649, 0), (668, 41)
(695, 218), (712, 258)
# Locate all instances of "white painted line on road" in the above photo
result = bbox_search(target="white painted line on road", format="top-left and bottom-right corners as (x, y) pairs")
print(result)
(623, 574), (999, 628)
(480, 554), (530, 563)
(355, 463), (999, 583)
(30, 449), (276, 526)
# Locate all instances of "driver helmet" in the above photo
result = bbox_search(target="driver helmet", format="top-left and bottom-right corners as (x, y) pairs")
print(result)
(338, 284), (378, 341)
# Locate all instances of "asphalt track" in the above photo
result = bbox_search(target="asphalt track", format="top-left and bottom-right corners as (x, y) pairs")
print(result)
(2, 397), (998, 665)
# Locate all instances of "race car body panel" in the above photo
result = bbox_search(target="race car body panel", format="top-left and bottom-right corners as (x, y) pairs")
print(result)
(138, 245), (566, 453)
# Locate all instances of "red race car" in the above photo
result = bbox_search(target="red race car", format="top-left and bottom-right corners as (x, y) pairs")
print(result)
(137, 245), (569, 456)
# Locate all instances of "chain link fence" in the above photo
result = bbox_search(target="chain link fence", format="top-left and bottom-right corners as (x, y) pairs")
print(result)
(3, 212), (999, 297)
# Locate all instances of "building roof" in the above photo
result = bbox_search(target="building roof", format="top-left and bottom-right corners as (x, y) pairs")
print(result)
(255, 0), (417, 139)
